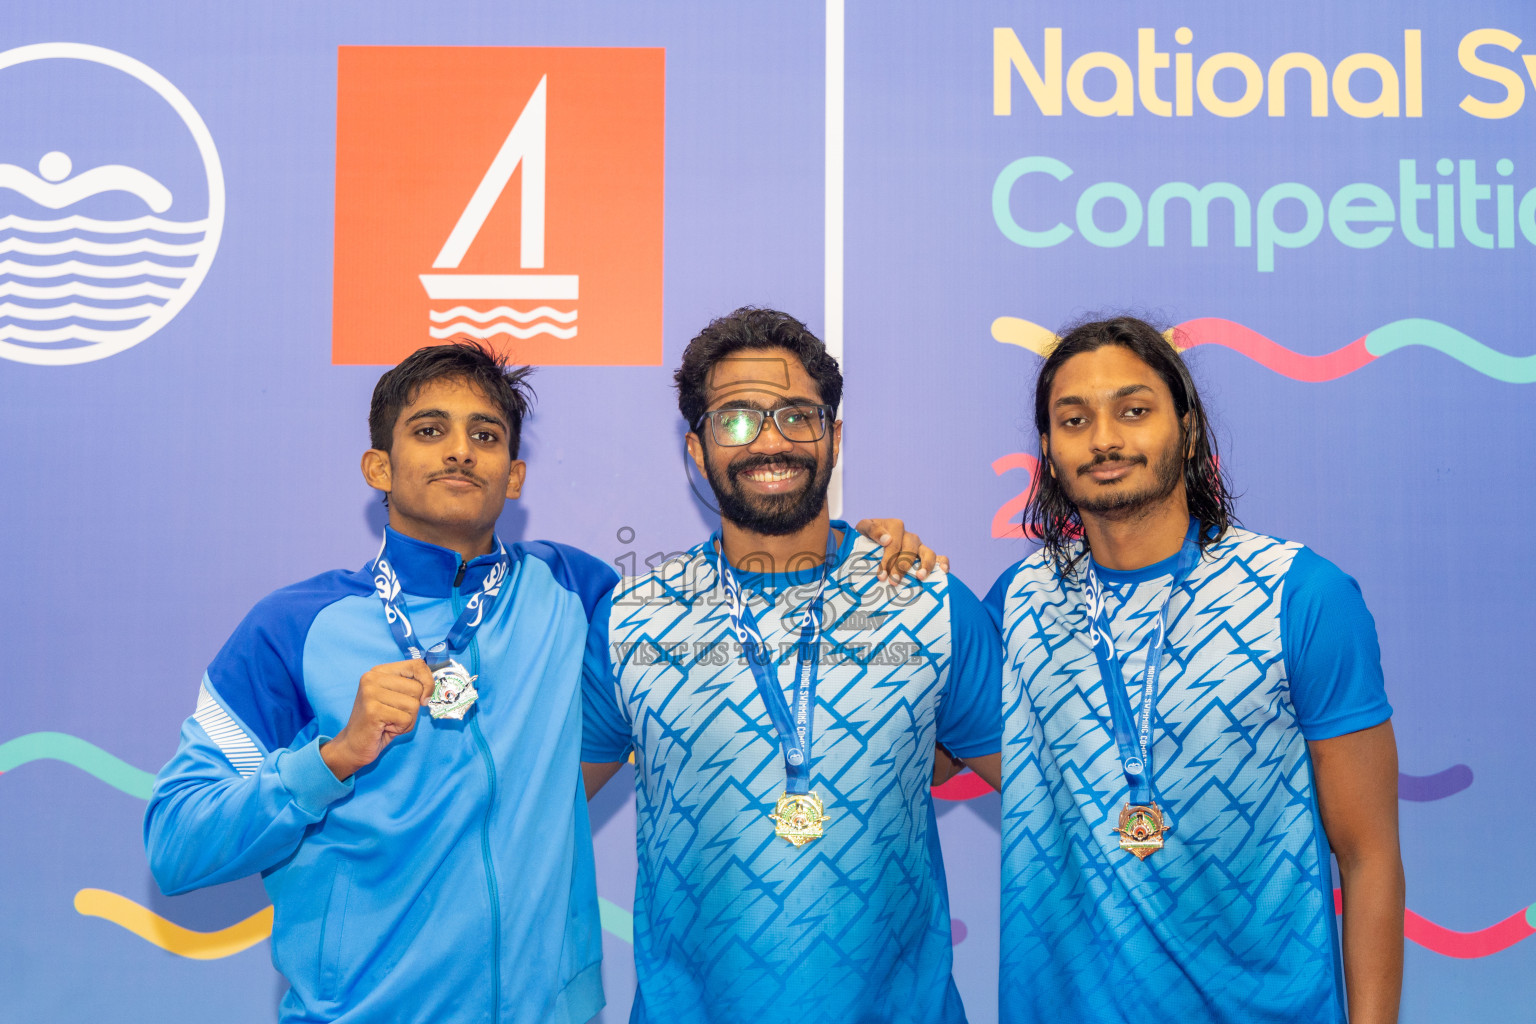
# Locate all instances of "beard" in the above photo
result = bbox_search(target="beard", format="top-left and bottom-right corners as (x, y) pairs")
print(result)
(1058, 436), (1183, 522)
(705, 450), (831, 536)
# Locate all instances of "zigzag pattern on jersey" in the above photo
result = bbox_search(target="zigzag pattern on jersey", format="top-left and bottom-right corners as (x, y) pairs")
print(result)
(998, 529), (1342, 1024)
(609, 535), (964, 1023)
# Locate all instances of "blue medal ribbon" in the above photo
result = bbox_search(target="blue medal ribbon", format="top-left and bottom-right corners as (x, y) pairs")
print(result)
(716, 530), (839, 796)
(1081, 519), (1201, 806)
(371, 537), (517, 666)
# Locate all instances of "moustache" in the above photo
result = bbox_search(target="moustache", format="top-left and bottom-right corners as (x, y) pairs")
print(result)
(430, 469), (485, 486)
(1076, 452), (1148, 476)
(726, 453), (818, 484)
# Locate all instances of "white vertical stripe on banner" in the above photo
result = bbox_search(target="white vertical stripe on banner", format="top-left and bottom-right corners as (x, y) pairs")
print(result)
(825, 0), (845, 517)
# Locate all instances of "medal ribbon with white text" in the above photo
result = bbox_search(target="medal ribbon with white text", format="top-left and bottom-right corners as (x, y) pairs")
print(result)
(716, 530), (839, 799)
(371, 536), (518, 667)
(1082, 520), (1201, 819)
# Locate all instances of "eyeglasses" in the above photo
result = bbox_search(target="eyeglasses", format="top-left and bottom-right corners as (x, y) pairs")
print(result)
(696, 404), (833, 447)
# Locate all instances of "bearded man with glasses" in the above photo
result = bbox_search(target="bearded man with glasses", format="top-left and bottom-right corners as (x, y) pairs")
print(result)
(580, 307), (1002, 1024)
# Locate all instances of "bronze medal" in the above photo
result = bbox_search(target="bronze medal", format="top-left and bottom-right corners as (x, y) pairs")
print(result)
(1112, 802), (1170, 860)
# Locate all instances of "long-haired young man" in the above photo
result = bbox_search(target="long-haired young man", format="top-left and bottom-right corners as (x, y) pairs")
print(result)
(986, 316), (1404, 1024)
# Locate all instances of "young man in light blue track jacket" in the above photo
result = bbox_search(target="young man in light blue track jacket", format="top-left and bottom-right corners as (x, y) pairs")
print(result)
(145, 344), (614, 1024)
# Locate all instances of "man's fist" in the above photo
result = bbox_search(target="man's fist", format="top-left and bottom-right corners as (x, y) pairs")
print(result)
(320, 660), (435, 781)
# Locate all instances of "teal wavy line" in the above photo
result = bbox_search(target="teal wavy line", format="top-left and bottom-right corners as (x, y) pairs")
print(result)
(599, 897), (633, 943)
(1365, 319), (1536, 384)
(0, 732), (155, 799)
(6, 735), (685, 947)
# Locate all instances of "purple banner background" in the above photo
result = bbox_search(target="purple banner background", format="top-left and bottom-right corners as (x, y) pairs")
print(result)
(2, 3), (1531, 1022)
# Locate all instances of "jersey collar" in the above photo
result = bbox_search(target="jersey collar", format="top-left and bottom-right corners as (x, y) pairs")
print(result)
(373, 525), (508, 598)
(704, 519), (855, 594)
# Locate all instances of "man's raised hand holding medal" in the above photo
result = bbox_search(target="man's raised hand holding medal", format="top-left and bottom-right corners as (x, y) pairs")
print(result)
(318, 659), (434, 781)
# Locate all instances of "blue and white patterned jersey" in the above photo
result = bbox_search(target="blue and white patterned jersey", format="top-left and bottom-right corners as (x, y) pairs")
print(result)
(986, 526), (1391, 1024)
(583, 522), (1001, 1024)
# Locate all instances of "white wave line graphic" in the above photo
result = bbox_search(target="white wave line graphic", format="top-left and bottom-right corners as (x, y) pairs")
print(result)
(0, 281), (178, 300)
(0, 163), (172, 213)
(0, 301), (165, 323)
(0, 237), (203, 257)
(0, 324), (153, 344)
(0, 215), (208, 234)
(0, 259), (191, 280)
(428, 306), (578, 324)
(429, 322), (579, 340)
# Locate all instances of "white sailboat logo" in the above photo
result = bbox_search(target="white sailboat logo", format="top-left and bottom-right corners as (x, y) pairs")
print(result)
(420, 76), (578, 344)
(0, 44), (224, 366)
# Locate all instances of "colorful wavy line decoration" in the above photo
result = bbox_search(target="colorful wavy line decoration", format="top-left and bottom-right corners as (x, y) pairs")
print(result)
(599, 896), (634, 944)
(16, 732), (1509, 959)
(934, 768), (1471, 803)
(12, 728), (1460, 809)
(74, 888), (273, 959)
(78, 885), (1536, 962)
(0, 731), (155, 799)
(1333, 889), (1536, 959)
(934, 773), (996, 801)
(1398, 765), (1474, 802)
(951, 918), (968, 945)
(991, 316), (1536, 383)
(73, 887), (637, 958)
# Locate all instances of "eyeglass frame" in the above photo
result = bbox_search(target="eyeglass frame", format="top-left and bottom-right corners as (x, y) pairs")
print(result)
(693, 403), (835, 448)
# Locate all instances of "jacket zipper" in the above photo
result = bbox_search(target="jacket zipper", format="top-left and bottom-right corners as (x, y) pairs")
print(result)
(453, 572), (501, 1022)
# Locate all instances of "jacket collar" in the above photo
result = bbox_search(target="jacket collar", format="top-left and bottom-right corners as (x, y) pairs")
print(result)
(373, 526), (508, 598)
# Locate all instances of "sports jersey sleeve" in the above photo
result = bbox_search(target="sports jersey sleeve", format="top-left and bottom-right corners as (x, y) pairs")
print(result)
(521, 540), (620, 621)
(982, 562), (1027, 634)
(144, 584), (355, 896)
(581, 590), (633, 761)
(934, 574), (1003, 758)
(518, 540), (632, 762)
(1281, 547), (1392, 741)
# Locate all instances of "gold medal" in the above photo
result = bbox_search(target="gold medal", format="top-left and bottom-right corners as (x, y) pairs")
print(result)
(770, 791), (830, 846)
(1112, 803), (1170, 860)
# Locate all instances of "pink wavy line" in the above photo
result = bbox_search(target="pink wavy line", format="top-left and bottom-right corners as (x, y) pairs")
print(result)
(1176, 318), (1375, 382)
(1332, 888), (1535, 958)
(934, 773), (995, 800)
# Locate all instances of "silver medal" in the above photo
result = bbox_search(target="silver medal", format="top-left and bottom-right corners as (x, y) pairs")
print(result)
(428, 658), (479, 720)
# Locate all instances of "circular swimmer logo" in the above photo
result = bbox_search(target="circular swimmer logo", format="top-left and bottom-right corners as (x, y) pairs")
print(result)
(0, 43), (224, 365)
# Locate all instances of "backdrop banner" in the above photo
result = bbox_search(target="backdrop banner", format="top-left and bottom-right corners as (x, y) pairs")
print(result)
(1, 3), (1531, 1022)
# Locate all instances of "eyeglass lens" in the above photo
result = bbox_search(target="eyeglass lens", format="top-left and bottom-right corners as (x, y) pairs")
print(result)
(712, 406), (826, 446)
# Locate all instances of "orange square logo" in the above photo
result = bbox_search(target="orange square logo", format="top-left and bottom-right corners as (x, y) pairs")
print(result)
(333, 46), (664, 366)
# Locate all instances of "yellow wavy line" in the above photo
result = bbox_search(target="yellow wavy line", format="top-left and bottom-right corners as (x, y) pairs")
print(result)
(74, 888), (272, 959)
(991, 316), (1057, 355)
(990, 316), (1183, 356)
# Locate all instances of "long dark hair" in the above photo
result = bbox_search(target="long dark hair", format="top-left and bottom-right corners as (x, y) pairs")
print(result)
(1022, 315), (1236, 578)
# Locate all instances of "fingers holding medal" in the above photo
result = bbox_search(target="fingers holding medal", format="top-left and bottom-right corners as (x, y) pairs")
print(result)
(321, 660), (435, 781)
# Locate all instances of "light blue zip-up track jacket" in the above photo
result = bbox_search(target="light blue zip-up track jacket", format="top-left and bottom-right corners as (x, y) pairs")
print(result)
(145, 528), (617, 1024)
